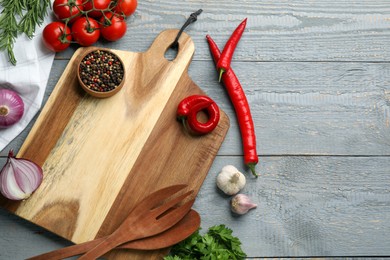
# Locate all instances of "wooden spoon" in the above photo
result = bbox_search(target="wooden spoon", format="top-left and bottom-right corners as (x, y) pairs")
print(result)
(78, 187), (195, 259)
(28, 209), (200, 260)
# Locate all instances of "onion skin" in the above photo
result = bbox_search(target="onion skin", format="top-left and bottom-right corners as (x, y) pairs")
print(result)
(0, 150), (43, 200)
(0, 88), (24, 128)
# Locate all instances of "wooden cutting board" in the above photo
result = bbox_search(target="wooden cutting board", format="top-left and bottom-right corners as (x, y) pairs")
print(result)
(0, 29), (229, 259)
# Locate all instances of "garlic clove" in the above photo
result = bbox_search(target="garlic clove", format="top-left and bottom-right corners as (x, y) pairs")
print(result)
(221, 165), (239, 174)
(231, 194), (257, 215)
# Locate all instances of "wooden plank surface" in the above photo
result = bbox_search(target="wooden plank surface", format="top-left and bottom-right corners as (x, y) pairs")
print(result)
(200, 156), (390, 257)
(57, 0), (390, 62)
(1, 0), (390, 258)
(9, 60), (390, 156)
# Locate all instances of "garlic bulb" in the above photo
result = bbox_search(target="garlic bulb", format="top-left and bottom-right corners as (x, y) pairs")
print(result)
(231, 194), (257, 215)
(216, 165), (246, 195)
(0, 150), (43, 200)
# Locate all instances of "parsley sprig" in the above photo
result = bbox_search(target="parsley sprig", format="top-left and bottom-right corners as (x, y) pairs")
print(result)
(0, 0), (50, 65)
(165, 224), (247, 260)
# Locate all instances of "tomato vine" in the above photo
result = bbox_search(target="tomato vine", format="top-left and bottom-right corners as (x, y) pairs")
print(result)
(43, 0), (137, 52)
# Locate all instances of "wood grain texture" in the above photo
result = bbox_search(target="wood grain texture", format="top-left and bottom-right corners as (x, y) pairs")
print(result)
(197, 156), (390, 257)
(9, 60), (389, 157)
(1, 156), (389, 258)
(1, 0), (390, 258)
(0, 30), (229, 259)
(198, 61), (390, 157)
(57, 0), (390, 62)
(26, 210), (200, 260)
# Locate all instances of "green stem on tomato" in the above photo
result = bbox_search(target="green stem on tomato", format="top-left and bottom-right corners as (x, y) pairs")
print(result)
(62, 1), (125, 26)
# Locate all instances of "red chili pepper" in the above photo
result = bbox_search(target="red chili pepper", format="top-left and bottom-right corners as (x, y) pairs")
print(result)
(177, 95), (214, 118)
(187, 100), (220, 135)
(177, 95), (220, 135)
(206, 34), (259, 177)
(216, 18), (247, 82)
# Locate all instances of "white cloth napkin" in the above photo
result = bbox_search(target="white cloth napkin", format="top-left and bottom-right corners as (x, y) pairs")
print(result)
(0, 14), (55, 152)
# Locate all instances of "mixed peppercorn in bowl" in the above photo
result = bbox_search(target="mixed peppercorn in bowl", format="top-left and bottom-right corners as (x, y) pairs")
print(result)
(77, 48), (125, 98)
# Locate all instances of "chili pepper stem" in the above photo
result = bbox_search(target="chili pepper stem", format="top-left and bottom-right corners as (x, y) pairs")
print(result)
(218, 69), (225, 82)
(179, 117), (190, 132)
(247, 163), (258, 178)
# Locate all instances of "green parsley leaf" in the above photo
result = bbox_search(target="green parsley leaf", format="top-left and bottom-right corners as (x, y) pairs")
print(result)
(164, 224), (247, 260)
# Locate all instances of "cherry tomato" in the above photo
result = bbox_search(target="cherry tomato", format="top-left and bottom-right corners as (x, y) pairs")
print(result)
(42, 22), (72, 52)
(114, 0), (137, 17)
(100, 12), (127, 41)
(83, 0), (111, 18)
(53, 0), (84, 23)
(71, 17), (100, 46)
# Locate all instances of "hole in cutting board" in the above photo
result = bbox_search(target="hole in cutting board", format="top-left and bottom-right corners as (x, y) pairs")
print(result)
(164, 43), (179, 61)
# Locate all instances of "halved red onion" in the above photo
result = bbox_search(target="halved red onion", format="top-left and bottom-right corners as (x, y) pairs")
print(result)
(0, 88), (24, 128)
(0, 150), (43, 200)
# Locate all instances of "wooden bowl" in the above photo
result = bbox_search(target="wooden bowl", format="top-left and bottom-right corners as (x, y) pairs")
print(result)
(77, 49), (125, 98)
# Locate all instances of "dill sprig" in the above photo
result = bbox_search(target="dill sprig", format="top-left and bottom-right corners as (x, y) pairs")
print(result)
(0, 0), (50, 65)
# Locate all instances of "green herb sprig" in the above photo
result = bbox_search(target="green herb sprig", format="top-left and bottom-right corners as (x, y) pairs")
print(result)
(0, 0), (50, 65)
(164, 224), (247, 260)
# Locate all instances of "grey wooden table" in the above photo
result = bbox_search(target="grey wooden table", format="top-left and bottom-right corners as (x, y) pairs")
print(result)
(1, 0), (390, 259)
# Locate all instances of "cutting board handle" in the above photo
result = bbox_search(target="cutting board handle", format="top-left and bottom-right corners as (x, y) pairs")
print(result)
(144, 29), (195, 64)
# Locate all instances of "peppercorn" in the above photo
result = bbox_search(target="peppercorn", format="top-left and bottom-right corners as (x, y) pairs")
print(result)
(79, 50), (124, 93)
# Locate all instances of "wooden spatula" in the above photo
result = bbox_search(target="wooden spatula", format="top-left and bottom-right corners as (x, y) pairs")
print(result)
(76, 184), (194, 259)
(27, 209), (200, 260)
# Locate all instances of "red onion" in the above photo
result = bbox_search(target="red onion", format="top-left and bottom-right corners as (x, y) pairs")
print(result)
(0, 88), (24, 128)
(0, 150), (43, 200)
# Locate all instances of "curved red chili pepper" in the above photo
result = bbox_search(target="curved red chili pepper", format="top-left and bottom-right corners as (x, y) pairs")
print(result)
(187, 99), (220, 135)
(177, 95), (220, 135)
(216, 18), (247, 82)
(206, 34), (259, 177)
(177, 95), (214, 118)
